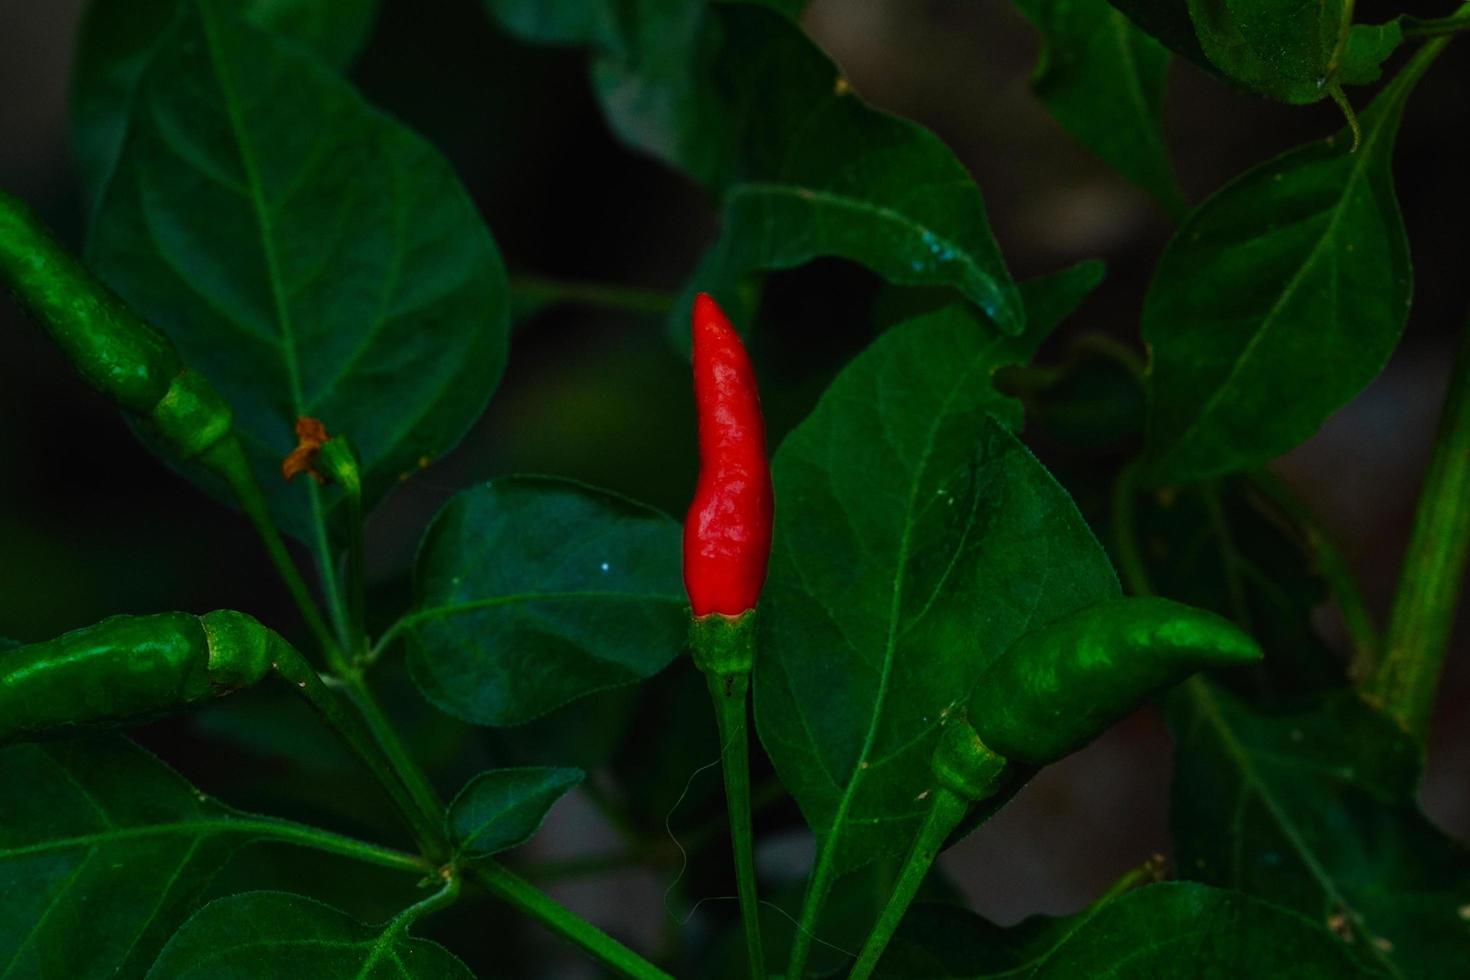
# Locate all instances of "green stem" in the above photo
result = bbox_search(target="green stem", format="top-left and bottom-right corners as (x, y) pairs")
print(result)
(1364, 320), (1470, 740)
(1246, 469), (1379, 677)
(202, 435), (348, 673)
(787, 858), (836, 980)
(270, 644), (449, 862)
(1110, 462), (1154, 598)
(847, 787), (969, 980)
(1403, 12), (1470, 37)
(237, 816), (432, 875)
(320, 438), (368, 661)
(308, 479), (353, 653)
(509, 273), (674, 316)
(386, 871), (461, 935)
(470, 862), (674, 980)
(341, 676), (447, 838)
(703, 669), (766, 980)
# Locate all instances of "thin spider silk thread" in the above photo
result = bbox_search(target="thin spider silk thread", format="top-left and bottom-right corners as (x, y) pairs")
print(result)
(661, 725), (857, 961)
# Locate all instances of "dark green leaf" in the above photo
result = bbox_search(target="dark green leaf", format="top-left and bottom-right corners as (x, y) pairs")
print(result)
(877, 883), (1375, 977)
(87, 0), (508, 541)
(0, 738), (414, 979)
(1142, 53), (1428, 484)
(1184, 1), (1401, 104)
(406, 477), (687, 726)
(147, 891), (472, 979)
(1012, 0), (1185, 213)
(447, 767), (584, 858)
(754, 303), (1118, 893)
(675, 5), (1022, 334)
(1170, 682), (1470, 976)
(72, 0), (382, 209)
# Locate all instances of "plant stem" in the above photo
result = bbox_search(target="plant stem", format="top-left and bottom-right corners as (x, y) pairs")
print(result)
(470, 862), (674, 980)
(341, 676), (447, 836)
(238, 816), (432, 875)
(509, 273), (674, 316)
(202, 435), (348, 673)
(704, 669), (766, 980)
(325, 439), (369, 662)
(787, 858), (836, 979)
(1110, 461), (1155, 598)
(1246, 469), (1379, 676)
(387, 870), (461, 935)
(1403, 12), (1470, 37)
(1364, 321), (1470, 740)
(847, 787), (969, 980)
(270, 643), (449, 862)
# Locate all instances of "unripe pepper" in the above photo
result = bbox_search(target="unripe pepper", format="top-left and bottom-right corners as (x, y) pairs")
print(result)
(0, 610), (279, 745)
(968, 596), (1261, 765)
(683, 293), (774, 622)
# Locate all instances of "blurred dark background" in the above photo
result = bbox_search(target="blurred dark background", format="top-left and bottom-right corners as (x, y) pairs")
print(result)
(3, 1), (1468, 976)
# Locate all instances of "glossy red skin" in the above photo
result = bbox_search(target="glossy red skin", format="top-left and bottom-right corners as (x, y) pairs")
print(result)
(684, 293), (774, 618)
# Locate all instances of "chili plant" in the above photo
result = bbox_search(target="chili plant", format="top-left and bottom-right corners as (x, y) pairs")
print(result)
(3, 0), (1470, 977)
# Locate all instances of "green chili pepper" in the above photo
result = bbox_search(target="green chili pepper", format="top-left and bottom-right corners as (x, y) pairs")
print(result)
(968, 596), (1262, 765)
(0, 610), (278, 745)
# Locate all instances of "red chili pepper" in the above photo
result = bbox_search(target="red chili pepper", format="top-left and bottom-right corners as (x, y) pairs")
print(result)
(684, 293), (774, 619)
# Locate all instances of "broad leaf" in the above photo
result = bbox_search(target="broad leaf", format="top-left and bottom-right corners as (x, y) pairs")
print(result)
(1108, 0), (1209, 65)
(147, 892), (472, 979)
(1184, 1), (1401, 104)
(0, 738), (414, 979)
(72, 0), (382, 208)
(1012, 0), (1185, 213)
(876, 883), (1374, 977)
(754, 302), (1118, 905)
(406, 477), (686, 726)
(1142, 49), (1429, 485)
(1170, 682), (1470, 976)
(447, 767), (584, 858)
(676, 5), (1022, 334)
(87, 0), (508, 541)
(486, 1), (1022, 334)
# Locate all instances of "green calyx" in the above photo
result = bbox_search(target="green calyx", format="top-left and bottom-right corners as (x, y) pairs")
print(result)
(969, 597), (1262, 765)
(931, 715), (1007, 802)
(199, 609), (277, 690)
(0, 189), (180, 412)
(150, 370), (235, 459)
(0, 610), (277, 745)
(688, 610), (757, 680)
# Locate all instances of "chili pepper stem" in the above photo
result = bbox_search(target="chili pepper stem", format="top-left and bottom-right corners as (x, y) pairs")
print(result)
(469, 862), (675, 980)
(201, 435), (349, 673)
(319, 437), (369, 662)
(704, 668), (766, 979)
(1364, 316), (1470, 742)
(340, 675), (447, 836)
(270, 640), (449, 862)
(846, 787), (969, 980)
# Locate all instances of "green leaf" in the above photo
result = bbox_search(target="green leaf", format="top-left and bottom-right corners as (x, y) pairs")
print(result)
(87, 0), (508, 541)
(406, 477), (687, 726)
(1108, 0), (1209, 66)
(447, 767), (584, 858)
(753, 302), (1118, 898)
(1184, 1), (1401, 104)
(876, 883), (1375, 977)
(1012, 0), (1186, 213)
(72, 0), (382, 209)
(1142, 51), (1429, 485)
(147, 892), (472, 979)
(675, 5), (1022, 334)
(0, 738), (420, 979)
(1170, 682), (1470, 976)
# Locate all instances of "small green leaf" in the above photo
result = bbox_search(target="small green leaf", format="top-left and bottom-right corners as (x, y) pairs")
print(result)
(754, 302), (1118, 895)
(406, 477), (687, 726)
(1012, 0), (1186, 213)
(448, 767), (584, 858)
(72, 0), (382, 209)
(1142, 51), (1430, 484)
(0, 738), (418, 979)
(1170, 682), (1470, 977)
(87, 0), (508, 541)
(146, 892), (473, 979)
(1184, 0), (1400, 104)
(876, 883), (1376, 977)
